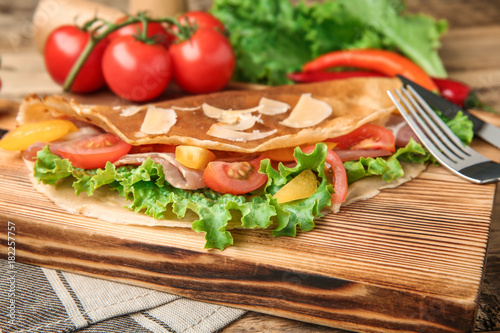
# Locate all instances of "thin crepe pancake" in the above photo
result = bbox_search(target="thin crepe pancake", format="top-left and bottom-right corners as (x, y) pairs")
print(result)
(18, 78), (402, 153)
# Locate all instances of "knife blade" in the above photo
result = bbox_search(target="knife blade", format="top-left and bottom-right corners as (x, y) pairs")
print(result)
(397, 75), (500, 150)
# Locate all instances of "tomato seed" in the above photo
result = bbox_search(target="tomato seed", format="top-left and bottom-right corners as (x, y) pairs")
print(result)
(227, 161), (253, 180)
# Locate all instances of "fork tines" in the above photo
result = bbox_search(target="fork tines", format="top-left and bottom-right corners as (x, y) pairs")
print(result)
(387, 86), (499, 184)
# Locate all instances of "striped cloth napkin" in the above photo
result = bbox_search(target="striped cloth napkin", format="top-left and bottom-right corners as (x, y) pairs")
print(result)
(0, 260), (246, 332)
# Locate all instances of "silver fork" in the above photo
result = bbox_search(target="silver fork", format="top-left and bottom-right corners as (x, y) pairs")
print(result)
(387, 86), (500, 184)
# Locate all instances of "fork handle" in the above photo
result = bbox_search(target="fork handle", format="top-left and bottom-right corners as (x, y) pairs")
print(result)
(460, 161), (500, 184)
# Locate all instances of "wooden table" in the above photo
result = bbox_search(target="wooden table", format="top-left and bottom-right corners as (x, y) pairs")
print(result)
(0, 1), (499, 332)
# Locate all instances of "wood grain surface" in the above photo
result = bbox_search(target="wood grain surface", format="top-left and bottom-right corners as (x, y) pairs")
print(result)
(1, 0), (500, 332)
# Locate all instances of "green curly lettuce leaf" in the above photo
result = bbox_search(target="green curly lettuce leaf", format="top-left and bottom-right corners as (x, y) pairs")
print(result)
(260, 144), (334, 237)
(344, 138), (429, 183)
(438, 110), (474, 145)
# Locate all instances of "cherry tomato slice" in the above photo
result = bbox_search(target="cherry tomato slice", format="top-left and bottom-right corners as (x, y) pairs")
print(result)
(327, 124), (395, 152)
(57, 133), (132, 169)
(203, 156), (267, 195)
(301, 146), (348, 205)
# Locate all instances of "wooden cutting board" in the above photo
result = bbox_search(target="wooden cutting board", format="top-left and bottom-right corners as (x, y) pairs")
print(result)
(1, 107), (498, 333)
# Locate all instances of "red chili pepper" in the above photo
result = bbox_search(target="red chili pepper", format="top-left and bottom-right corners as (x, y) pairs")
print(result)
(287, 70), (386, 83)
(431, 77), (470, 107)
(302, 49), (438, 92)
(432, 77), (498, 113)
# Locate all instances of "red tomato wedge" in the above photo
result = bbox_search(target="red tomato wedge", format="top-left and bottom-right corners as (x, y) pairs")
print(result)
(56, 133), (132, 169)
(326, 124), (395, 162)
(327, 124), (395, 151)
(203, 156), (267, 195)
(301, 146), (347, 205)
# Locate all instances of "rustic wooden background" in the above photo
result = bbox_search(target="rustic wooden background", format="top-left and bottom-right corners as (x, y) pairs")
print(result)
(0, 0), (499, 332)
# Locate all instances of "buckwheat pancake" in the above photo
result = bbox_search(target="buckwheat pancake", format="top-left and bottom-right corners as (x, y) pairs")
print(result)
(18, 78), (402, 153)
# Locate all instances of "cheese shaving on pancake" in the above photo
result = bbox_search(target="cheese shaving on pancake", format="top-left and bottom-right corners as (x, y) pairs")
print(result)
(120, 105), (143, 117)
(280, 93), (332, 128)
(258, 97), (290, 115)
(140, 106), (177, 135)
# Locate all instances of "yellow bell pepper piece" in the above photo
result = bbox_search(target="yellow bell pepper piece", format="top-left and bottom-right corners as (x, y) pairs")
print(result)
(175, 145), (216, 169)
(0, 119), (78, 151)
(273, 169), (318, 204)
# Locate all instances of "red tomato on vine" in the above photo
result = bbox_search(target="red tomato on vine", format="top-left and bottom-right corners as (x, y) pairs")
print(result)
(44, 25), (108, 93)
(102, 35), (172, 102)
(176, 11), (226, 33)
(169, 28), (235, 94)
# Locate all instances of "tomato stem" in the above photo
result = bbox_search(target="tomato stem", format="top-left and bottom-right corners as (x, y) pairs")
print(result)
(139, 16), (148, 41)
(62, 13), (178, 92)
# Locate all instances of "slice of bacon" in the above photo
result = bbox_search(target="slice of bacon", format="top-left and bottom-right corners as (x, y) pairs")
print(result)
(114, 153), (205, 190)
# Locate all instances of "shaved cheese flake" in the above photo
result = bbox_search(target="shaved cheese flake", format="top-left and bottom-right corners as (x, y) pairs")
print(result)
(280, 93), (332, 128)
(219, 113), (259, 130)
(140, 106), (177, 135)
(259, 97), (290, 115)
(202, 103), (225, 119)
(172, 105), (201, 112)
(120, 105), (143, 117)
(208, 124), (277, 142)
(220, 112), (262, 127)
(202, 103), (262, 122)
